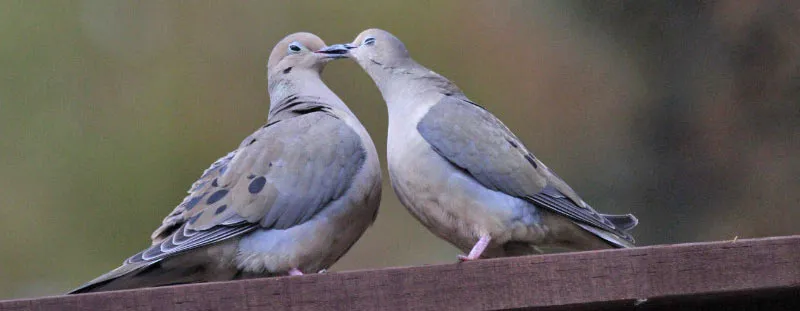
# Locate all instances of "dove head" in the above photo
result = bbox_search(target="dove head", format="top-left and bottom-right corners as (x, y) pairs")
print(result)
(350, 29), (411, 69)
(266, 32), (333, 81)
(316, 28), (421, 95)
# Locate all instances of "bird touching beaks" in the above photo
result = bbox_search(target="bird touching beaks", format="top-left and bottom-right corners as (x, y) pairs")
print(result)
(320, 28), (636, 261)
(70, 32), (382, 293)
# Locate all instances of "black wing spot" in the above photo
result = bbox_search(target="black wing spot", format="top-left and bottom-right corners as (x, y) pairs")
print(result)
(206, 189), (229, 205)
(248, 138), (257, 146)
(248, 176), (267, 194)
(184, 192), (208, 210)
(525, 154), (538, 169)
(214, 205), (228, 215)
(283, 67), (292, 74)
(188, 212), (203, 225)
(507, 139), (518, 148)
(211, 178), (219, 187)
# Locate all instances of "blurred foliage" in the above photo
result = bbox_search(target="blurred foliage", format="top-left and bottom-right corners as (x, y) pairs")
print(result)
(0, 0), (797, 299)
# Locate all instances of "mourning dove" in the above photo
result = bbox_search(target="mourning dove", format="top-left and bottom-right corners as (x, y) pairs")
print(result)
(69, 32), (382, 293)
(319, 29), (636, 260)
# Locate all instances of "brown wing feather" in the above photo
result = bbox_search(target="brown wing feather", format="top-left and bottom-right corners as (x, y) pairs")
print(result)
(417, 95), (635, 244)
(71, 110), (367, 293)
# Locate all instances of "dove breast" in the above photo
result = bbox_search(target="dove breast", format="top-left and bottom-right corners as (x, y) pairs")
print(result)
(383, 94), (544, 257)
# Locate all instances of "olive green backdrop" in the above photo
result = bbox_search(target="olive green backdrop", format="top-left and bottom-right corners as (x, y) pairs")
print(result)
(1, 1), (797, 299)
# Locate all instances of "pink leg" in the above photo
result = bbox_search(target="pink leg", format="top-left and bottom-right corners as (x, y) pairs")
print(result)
(288, 268), (304, 276)
(458, 235), (491, 261)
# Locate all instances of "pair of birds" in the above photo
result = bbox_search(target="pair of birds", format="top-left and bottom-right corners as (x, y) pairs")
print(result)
(70, 29), (638, 294)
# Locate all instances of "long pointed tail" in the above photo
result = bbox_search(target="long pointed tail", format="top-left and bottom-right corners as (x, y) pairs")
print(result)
(68, 260), (207, 294)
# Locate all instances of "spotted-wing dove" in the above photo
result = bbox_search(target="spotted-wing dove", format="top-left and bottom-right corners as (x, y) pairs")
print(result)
(70, 32), (381, 293)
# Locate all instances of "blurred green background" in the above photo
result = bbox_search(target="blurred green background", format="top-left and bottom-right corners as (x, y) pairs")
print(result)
(1, 1), (798, 299)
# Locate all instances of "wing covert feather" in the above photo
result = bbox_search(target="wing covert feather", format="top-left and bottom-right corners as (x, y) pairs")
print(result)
(138, 110), (366, 269)
(417, 96), (634, 242)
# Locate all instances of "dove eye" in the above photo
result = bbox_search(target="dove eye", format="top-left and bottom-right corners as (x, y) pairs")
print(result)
(364, 37), (376, 46)
(288, 42), (303, 54)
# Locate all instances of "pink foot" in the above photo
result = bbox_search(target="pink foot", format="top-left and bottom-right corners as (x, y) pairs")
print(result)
(288, 268), (303, 276)
(458, 235), (491, 261)
(457, 254), (476, 261)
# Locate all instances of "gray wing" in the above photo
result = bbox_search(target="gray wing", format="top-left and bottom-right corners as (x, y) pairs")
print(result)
(417, 95), (635, 244)
(71, 110), (366, 293)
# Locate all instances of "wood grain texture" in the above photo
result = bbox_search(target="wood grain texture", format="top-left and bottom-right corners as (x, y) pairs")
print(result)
(2, 235), (799, 311)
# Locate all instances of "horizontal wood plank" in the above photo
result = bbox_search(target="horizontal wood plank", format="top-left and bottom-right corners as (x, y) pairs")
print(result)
(2, 235), (799, 310)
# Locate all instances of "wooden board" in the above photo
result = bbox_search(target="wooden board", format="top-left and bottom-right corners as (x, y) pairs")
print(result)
(2, 235), (799, 310)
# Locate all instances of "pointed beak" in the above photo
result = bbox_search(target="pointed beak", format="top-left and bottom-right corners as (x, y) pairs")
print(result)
(316, 44), (356, 59)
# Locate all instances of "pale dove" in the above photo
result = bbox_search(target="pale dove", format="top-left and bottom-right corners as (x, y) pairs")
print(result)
(69, 32), (381, 293)
(319, 29), (636, 260)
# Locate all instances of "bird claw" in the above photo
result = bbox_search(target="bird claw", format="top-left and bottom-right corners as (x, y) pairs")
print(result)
(458, 235), (491, 262)
(457, 254), (477, 261)
(317, 269), (328, 274)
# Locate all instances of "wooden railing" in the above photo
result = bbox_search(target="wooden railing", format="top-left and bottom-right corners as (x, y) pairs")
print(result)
(1, 235), (798, 310)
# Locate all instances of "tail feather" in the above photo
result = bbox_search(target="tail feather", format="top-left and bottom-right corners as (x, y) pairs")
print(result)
(576, 213), (639, 249)
(576, 223), (636, 249)
(69, 261), (159, 294)
(602, 213), (638, 232)
(68, 260), (209, 294)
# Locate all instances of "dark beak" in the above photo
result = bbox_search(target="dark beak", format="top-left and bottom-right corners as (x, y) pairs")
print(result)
(316, 44), (356, 58)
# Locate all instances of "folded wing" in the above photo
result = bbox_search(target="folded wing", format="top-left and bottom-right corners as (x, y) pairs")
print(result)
(71, 109), (366, 292)
(417, 96), (635, 246)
